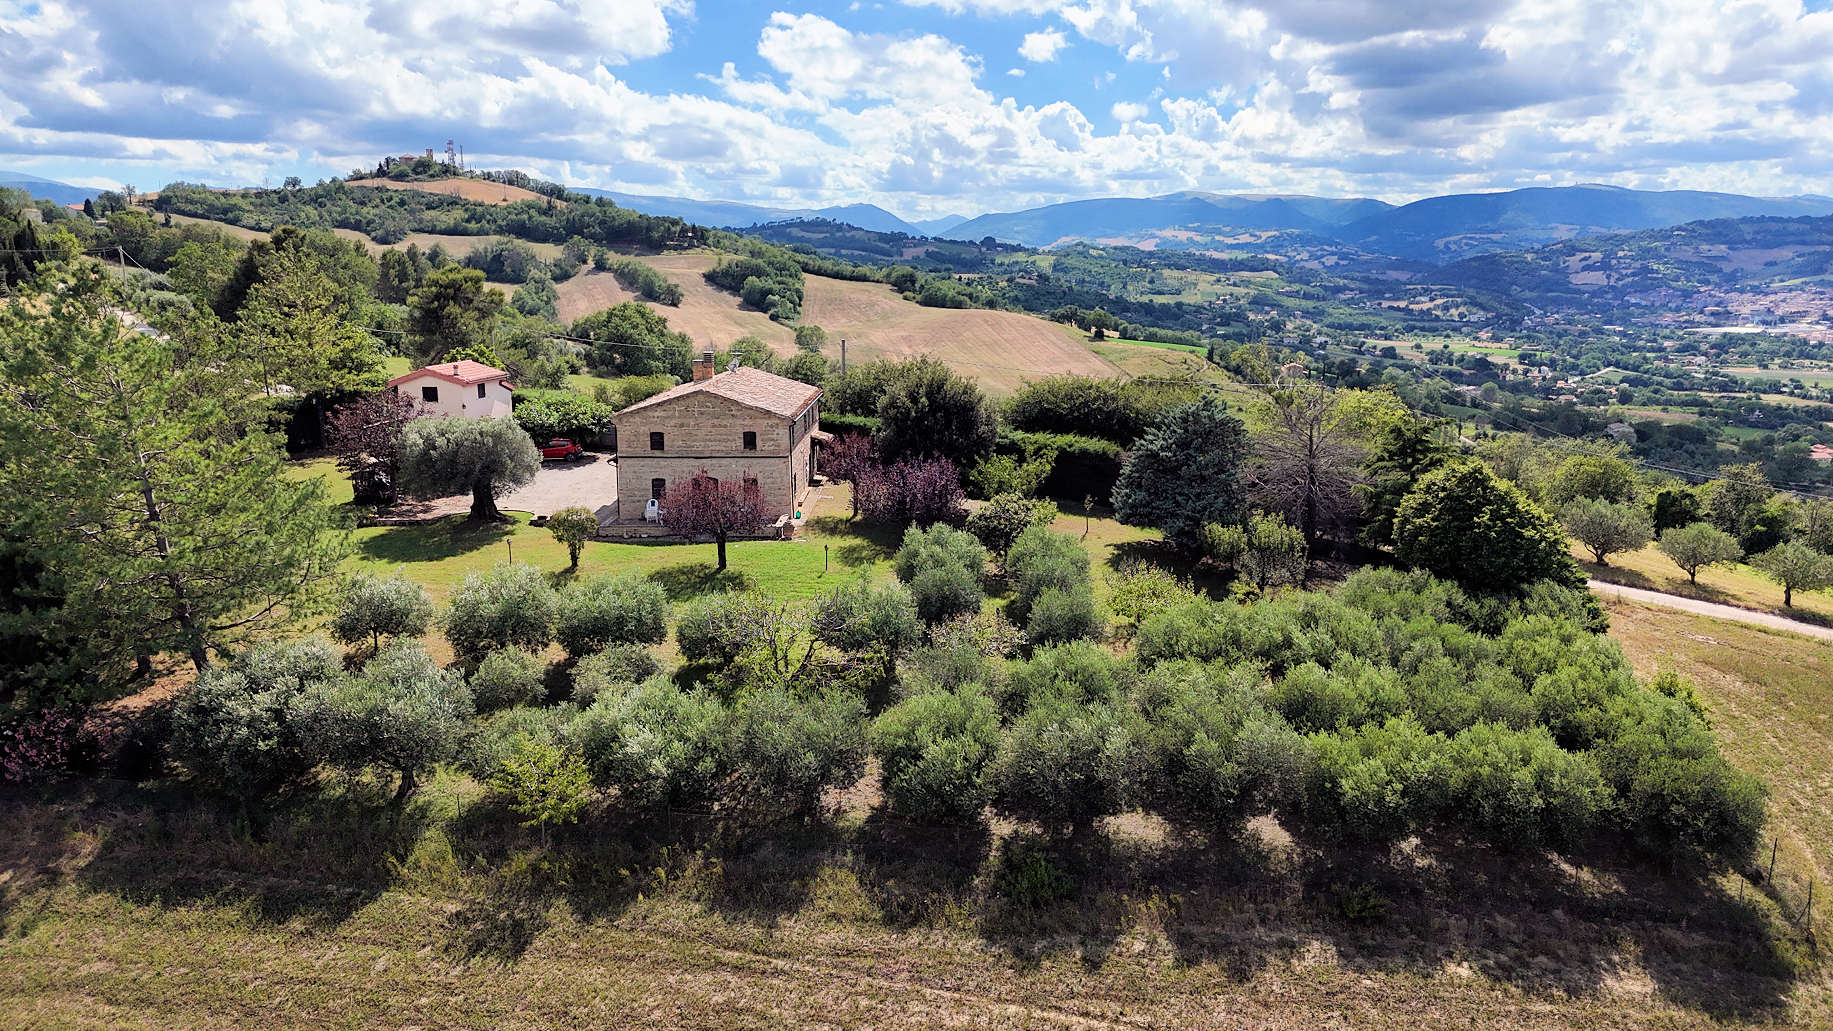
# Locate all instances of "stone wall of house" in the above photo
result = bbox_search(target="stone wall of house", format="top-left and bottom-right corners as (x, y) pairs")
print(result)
(612, 394), (816, 523)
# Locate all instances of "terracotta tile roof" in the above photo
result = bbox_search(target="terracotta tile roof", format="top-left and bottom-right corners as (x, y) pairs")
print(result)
(615, 367), (821, 421)
(387, 360), (511, 388)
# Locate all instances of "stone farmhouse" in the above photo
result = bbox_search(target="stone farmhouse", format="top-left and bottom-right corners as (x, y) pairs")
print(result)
(386, 360), (514, 419)
(611, 353), (824, 527)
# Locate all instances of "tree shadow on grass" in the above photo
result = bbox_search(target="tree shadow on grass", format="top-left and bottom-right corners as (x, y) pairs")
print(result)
(650, 562), (753, 601)
(1143, 827), (1803, 1023)
(849, 811), (992, 931)
(52, 776), (432, 932)
(808, 515), (900, 569)
(358, 516), (509, 564)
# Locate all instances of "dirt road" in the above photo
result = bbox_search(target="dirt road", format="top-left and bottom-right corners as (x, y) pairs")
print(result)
(1590, 580), (1833, 642)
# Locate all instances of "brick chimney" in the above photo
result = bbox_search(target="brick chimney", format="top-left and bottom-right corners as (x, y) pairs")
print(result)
(692, 350), (716, 382)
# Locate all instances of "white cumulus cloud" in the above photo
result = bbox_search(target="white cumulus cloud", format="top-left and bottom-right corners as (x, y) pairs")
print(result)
(1018, 29), (1068, 62)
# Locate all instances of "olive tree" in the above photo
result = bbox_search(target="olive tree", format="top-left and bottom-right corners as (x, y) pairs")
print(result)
(443, 563), (559, 663)
(303, 641), (474, 801)
(1561, 498), (1654, 566)
(1751, 541), (1833, 607)
(396, 416), (540, 521)
(547, 506), (599, 569)
(554, 572), (668, 659)
(1656, 522), (1742, 584)
(330, 572), (433, 652)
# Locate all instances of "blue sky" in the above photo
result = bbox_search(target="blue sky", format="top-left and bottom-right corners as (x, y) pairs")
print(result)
(3, 0), (1832, 219)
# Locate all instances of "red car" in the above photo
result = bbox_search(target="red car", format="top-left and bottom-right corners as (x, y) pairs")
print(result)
(539, 438), (585, 461)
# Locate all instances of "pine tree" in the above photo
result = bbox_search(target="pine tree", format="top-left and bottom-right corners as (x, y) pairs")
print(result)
(0, 266), (348, 674)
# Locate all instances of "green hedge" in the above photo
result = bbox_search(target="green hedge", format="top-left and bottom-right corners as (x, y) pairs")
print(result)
(820, 412), (881, 436)
(999, 429), (1123, 503)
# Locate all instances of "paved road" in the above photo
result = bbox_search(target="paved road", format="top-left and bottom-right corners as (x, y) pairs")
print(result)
(1590, 579), (1833, 642)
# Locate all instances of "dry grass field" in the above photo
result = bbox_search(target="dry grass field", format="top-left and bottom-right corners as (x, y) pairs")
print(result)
(1579, 542), (1833, 626)
(1605, 597), (1831, 935)
(346, 177), (554, 206)
(554, 252), (1122, 395)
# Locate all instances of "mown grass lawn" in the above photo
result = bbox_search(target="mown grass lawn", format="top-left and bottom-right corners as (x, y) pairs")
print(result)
(1579, 541), (1833, 625)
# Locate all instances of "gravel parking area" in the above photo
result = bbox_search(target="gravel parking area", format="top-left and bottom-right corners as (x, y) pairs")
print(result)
(373, 454), (619, 526)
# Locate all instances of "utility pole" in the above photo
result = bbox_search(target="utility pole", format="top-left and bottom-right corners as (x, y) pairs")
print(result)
(840, 338), (847, 374)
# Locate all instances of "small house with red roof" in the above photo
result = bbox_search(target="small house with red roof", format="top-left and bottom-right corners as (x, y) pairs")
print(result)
(610, 352), (823, 526)
(386, 360), (513, 419)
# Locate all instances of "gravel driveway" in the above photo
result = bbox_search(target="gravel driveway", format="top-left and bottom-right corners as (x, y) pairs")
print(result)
(375, 454), (619, 526)
(499, 455), (619, 524)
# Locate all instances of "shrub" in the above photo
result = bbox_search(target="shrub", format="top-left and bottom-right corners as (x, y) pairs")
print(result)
(302, 641), (474, 801)
(1137, 668), (1310, 834)
(554, 573), (668, 658)
(546, 506), (599, 569)
(1204, 512), (1307, 590)
(869, 686), (1001, 825)
(1596, 692), (1767, 867)
(893, 523), (987, 583)
(967, 446), (1055, 500)
(330, 572), (433, 652)
(1104, 562), (1200, 638)
(470, 648), (548, 712)
(988, 693), (1141, 835)
(513, 392), (615, 445)
(170, 638), (343, 811)
(1005, 526), (1091, 623)
(443, 563), (559, 663)
(999, 429), (1124, 503)
(908, 563), (985, 626)
(724, 686), (868, 819)
(570, 644), (662, 705)
(998, 640), (1128, 716)
(570, 677), (727, 810)
(809, 579), (923, 674)
(674, 592), (779, 666)
(1440, 723), (1608, 850)
(0, 706), (96, 785)
(964, 493), (1059, 563)
(1026, 586), (1104, 646)
(490, 734), (592, 843)
(463, 704), (574, 781)
(1304, 716), (1448, 842)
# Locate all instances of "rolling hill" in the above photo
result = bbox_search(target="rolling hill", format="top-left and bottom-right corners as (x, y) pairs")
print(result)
(551, 252), (1121, 394)
(1429, 214), (1833, 308)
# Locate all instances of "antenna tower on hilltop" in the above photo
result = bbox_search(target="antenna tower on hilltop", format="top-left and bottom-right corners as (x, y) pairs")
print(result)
(445, 139), (458, 169)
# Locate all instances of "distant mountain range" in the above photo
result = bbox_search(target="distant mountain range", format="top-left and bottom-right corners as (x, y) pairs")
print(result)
(0, 170), (102, 206)
(950, 184), (1833, 261)
(569, 188), (968, 237)
(12, 168), (1833, 266)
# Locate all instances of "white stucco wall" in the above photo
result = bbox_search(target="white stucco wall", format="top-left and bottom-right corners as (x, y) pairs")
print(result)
(393, 374), (513, 419)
